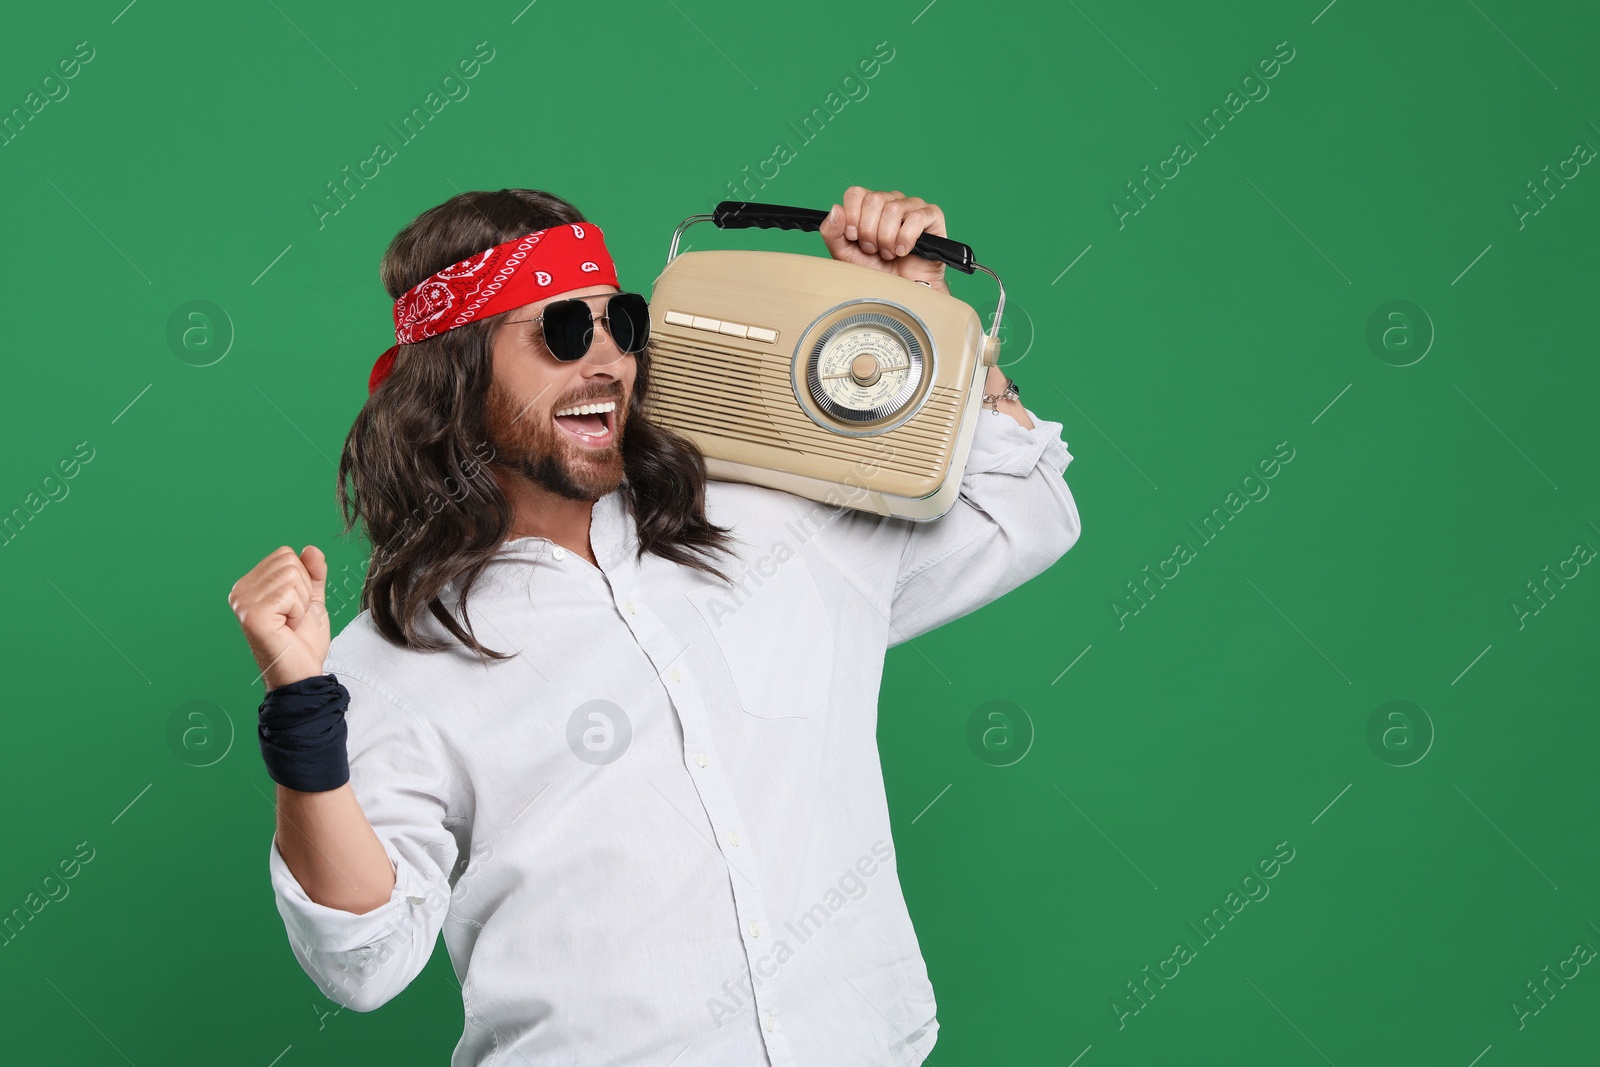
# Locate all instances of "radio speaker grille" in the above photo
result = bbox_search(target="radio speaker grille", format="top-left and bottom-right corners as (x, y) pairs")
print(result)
(647, 332), (958, 480)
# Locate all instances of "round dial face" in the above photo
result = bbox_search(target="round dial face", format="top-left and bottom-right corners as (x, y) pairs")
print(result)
(803, 312), (925, 425)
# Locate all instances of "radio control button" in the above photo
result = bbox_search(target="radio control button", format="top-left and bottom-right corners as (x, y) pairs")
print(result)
(691, 316), (721, 332)
(664, 310), (694, 326)
(747, 326), (778, 343)
(717, 321), (749, 338)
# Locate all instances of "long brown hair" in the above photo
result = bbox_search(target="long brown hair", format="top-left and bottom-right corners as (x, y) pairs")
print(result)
(337, 189), (737, 661)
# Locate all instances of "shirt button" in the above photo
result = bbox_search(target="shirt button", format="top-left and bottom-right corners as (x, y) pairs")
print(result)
(668, 668), (681, 682)
(727, 832), (740, 847)
(765, 1013), (776, 1032)
(695, 752), (708, 768)
(623, 600), (636, 614)
(748, 922), (760, 938)
(551, 546), (566, 560)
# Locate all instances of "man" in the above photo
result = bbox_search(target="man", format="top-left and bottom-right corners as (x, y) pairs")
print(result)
(229, 185), (1081, 1066)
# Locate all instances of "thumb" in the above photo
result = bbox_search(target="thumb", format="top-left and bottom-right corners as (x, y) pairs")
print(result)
(300, 545), (328, 603)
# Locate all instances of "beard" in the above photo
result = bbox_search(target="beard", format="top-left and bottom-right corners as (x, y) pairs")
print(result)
(482, 379), (628, 502)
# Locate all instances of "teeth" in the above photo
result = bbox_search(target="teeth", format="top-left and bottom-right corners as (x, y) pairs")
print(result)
(554, 400), (617, 418)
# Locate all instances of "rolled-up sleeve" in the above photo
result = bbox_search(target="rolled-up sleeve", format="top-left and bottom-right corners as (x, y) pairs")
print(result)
(266, 668), (463, 1013)
(883, 404), (1080, 645)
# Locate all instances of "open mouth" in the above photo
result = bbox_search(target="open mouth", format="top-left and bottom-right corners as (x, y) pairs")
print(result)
(552, 398), (618, 449)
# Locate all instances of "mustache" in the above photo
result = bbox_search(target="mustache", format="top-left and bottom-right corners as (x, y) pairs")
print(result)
(502, 382), (626, 430)
(553, 386), (625, 410)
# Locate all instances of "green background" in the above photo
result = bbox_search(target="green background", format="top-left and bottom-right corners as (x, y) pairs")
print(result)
(2, 0), (1595, 1063)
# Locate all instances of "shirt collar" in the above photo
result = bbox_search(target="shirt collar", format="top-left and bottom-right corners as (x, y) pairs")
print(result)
(443, 487), (635, 600)
(590, 484), (634, 570)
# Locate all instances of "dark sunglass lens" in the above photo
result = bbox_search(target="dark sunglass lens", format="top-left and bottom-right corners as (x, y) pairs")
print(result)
(543, 300), (593, 361)
(608, 293), (650, 353)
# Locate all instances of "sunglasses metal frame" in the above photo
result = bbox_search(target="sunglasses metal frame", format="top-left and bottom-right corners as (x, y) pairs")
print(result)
(501, 292), (651, 362)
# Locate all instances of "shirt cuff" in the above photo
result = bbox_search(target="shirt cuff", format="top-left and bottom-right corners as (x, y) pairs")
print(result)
(269, 833), (418, 955)
(964, 404), (1073, 478)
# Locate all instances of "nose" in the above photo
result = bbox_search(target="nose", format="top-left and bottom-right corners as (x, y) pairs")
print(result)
(577, 314), (630, 370)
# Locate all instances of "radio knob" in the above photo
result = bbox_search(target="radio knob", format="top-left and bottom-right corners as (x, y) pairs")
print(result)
(850, 354), (881, 386)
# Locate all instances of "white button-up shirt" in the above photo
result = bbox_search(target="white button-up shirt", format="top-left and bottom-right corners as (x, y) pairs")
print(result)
(268, 404), (1081, 1066)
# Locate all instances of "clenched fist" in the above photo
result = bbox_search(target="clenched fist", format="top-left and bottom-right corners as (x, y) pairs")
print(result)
(229, 545), (330, 691)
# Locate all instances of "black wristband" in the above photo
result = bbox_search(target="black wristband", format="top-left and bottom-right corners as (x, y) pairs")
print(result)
(258, 673), (351, 792)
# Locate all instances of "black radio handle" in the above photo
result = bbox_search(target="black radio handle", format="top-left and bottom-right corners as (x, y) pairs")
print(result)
(711, 200), (977, 275)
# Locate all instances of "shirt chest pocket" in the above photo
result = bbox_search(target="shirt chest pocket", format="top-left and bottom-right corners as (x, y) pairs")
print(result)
(684, 559), (836, 720)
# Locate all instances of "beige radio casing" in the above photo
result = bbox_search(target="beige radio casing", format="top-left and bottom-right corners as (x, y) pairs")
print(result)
(644, 249), (997, 521)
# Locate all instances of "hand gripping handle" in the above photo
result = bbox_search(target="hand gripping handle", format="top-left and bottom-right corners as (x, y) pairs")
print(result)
(661, 200), (1006, 360)
(709, 201), (976, 274)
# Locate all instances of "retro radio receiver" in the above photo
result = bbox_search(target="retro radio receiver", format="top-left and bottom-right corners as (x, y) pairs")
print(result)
(644, 201), (1009, 521)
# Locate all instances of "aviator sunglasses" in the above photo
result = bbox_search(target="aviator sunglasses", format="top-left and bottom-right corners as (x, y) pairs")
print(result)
(502, 292), (651, 362)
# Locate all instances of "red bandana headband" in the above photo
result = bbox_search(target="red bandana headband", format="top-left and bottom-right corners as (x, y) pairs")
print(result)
(369, 221), (620, 394)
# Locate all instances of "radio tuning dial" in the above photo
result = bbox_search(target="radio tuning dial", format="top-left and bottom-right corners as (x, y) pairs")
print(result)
(800, 310), (927, 429)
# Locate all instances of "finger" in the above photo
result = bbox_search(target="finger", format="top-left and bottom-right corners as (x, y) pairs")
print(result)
(235, 560), (304, 620)
(243, 547), (298, 594)
(840, 186), (868, 241)
(286, 562), (314, 614)
(273, 559), (313, 604)
(282, 586), (307, 624)
(856, 190), (889, 255)
(300, 545), (328, 601)
(301, 548), (329, 624)
(257, 577), (307, 627)
(817, 203), (852, 260)
(255, 565), (312, 631)
(873, 199), (908, 260)
(891, 205), (938, 258)
(244, 546), (295, 587)
(820, 202), (890, 272)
